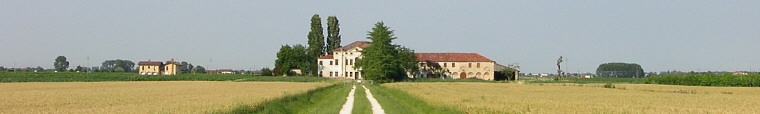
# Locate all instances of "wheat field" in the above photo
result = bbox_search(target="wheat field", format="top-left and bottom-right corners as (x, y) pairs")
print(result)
(0, 81), (328, 114)
(385, 82), (760, 113)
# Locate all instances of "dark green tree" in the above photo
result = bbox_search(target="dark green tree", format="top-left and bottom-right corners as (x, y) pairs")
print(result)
(260, 67), (273, 76)
(179, 61), (192, 74)
(114, 67), (125, 72)
(500, 68), (518, 80)
(100, 59), (135, 72)
(326, 16), (341, 54)
(275, 45), (294, 75)
(595, 62), (644, 78)
(355, 22), (418, 82)
(275, 44), (310, 76)
(54, 56), (69, 72)
(306, 14), (324, 75)
(75, 66), (83, 72)
(192, 66), (206, 74)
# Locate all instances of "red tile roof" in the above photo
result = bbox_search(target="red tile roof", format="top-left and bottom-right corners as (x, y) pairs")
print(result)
(138, 61), (163, 65)
(415, 53), (494, 62)
(319, 54), (334, 59)
(335, 41), (370, 51)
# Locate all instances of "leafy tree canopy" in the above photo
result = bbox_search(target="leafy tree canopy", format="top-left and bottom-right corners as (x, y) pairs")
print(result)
(596, 62), (644, 78)
(54, 56), (69, 72)
(355, 22), (418, 82)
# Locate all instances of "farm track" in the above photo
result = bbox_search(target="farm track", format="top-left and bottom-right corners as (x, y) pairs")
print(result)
(339, 84), (385, 114)
(338, 85), (356, 114)
(362, 85), (385, 114)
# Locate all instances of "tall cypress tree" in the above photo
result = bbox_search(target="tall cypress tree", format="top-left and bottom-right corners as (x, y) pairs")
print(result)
(306, 14), (324, 75)
(326, 16), (341, 53)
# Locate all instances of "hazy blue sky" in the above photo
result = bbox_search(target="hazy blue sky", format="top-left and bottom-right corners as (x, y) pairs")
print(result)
(2, 1), (759, 73)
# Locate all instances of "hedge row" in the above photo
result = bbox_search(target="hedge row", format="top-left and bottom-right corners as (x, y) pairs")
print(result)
(643, 74), (760, 87)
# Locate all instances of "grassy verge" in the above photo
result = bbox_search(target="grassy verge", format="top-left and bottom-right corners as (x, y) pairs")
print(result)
(352, 85), (372, 114)
(365, 84), (461, 114)
(0, 72), (328, 82)
(218, 83), (351, 114)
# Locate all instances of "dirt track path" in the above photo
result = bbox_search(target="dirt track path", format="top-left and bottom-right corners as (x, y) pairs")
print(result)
(362, 85), (385, 114)
(338, 85), (356, 114)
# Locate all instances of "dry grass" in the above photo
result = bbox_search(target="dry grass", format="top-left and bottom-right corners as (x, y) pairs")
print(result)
(385, 82), (760, 113)
(0, 81), (328, 114)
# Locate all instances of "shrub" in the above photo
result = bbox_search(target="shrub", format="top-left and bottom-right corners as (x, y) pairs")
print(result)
(603, 83), (615, 88)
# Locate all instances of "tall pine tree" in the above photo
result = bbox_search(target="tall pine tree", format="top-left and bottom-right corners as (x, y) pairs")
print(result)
(355, 22), (418, 82)
(306, 14), (324, 75)
(326, 16), (341, 54)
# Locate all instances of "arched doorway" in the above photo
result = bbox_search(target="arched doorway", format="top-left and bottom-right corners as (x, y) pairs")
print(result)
(459, 72), (467, 79)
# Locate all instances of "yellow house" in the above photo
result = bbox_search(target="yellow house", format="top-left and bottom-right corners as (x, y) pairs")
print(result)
(415, 53), (499, 80)
(163, 60), (179, 75)
(138, 61), (163, 75)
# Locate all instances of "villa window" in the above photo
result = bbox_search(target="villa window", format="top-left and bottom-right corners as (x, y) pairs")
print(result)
(477, 63), (480, 68)
(330, 61), (333, 65)
(319, 61), (323, 65)
(443, 63), (447, 67)
(335, 59), (338, 65)
(452, 63), (456, 67)
(469, 63), (472, 68)
(330, 72), (333, 77)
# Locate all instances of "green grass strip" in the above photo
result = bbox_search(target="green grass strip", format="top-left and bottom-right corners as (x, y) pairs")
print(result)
(364, 84), (462, 114)
(351, 84), (372, 114)
(217, 83), (352, 114)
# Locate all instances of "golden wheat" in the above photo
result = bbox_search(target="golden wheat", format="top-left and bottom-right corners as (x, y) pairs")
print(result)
(0, 81), (328, 114)
(385, 82), (760, 113)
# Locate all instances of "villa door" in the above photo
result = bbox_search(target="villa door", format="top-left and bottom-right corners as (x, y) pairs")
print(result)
(459, 72), (467, 79)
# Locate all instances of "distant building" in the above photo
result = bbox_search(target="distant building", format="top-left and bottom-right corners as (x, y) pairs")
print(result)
(219, 69), (234, 74)
(163, 60), (179, 75)
(137, 59), (181, 75)
(138, 61), (163, 75)
(317, 41), (518, 80)
(206, 70), (219, 74)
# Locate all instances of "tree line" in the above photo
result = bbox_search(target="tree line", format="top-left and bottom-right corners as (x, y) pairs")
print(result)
(595, 62), (645, 78)
(275, 14), (341, 76)
(48, 56), (206, 74)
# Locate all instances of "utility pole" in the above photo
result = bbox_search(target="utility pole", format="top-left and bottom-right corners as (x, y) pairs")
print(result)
(556, 56), (563, 79)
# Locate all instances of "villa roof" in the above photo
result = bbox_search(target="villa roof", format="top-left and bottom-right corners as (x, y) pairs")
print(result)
(319, 54), (334, 59)
(334, 41), (370, 51)
(138, 61), (163, 66)
(415, 53), (494, 62)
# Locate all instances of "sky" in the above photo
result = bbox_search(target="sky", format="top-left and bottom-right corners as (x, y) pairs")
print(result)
(1, 1), (759, 73)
